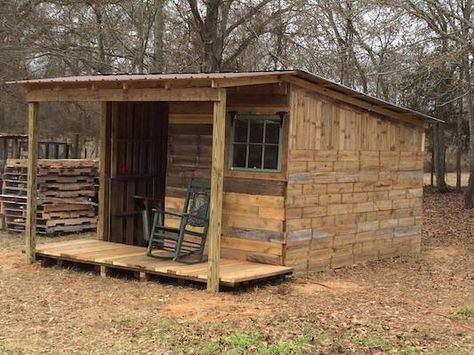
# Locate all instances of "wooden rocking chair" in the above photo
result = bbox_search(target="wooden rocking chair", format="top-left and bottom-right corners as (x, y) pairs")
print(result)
(146, 179), (211, 264)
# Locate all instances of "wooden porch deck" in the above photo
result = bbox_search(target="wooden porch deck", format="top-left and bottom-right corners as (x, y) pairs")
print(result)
(35, 239), (293, 287)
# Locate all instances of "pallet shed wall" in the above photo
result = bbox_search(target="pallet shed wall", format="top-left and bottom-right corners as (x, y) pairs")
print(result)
(163, 84), (289, 265)
(284, 85), (424, 272)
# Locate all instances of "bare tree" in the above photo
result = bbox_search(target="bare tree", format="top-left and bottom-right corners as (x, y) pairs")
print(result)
(184, 0), (291, 71)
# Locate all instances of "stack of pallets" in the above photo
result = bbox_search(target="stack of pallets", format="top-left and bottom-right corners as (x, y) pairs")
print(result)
(1, 159), (98, 235)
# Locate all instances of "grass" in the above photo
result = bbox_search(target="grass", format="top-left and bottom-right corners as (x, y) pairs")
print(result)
(352, 334), (390, 350)
(200, 332), (311, 354)
(398, 345), (418, 354)
(1, 189), (473, 354)
(0, 343), (12, 354)
(351, 334), (421, 354)
(136, 318), (176, 349)
(455, 304), (474, 321)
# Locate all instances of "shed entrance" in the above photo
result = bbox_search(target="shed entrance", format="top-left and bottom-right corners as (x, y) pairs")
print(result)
(105, 102), (168, 246)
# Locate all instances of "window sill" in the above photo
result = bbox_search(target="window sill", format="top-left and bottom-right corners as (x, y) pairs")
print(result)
(225, 168), (287, 181)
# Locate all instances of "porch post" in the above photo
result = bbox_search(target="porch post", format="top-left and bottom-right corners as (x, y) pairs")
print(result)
(97, 102), (109, 241)
(207, 88), (226, 292)
(25, 102), (39, 264)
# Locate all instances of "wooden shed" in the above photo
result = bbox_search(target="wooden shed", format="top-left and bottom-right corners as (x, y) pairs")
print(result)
(10, 71), (439, 291)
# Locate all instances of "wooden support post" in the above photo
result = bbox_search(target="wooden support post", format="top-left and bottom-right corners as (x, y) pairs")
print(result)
(137, 271), (148, 282)
(207, 88), (226, 292)
(97, 102), (109, 241)
(25, 102), (39, 264)
(99, 265), (108, 277)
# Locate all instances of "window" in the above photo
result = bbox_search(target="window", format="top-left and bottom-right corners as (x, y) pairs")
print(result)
(230, 114), (283, 172)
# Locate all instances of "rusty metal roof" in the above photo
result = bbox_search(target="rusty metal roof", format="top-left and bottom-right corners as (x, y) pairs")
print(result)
(8, 70), (296, 84)
(7, 70), (441, 123)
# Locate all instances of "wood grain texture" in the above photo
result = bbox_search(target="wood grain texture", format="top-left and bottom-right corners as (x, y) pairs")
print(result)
(207, 88), (226, 292)
(25, 102), (38, 263)
(285, 85), (424, 272)
(97, 102), (110, 241)
(35, 239), (293, 287)
(26, 87), (221, 102)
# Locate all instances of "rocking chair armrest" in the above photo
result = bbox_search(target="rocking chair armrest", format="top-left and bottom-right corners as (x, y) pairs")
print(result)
(152, 209), (184, 218)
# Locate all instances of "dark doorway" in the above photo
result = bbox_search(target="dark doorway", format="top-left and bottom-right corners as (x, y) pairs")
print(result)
(106, 102), (168, 246)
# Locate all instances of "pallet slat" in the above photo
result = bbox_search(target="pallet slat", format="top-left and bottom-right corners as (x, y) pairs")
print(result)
(1, 159), (98, 235)
(35, 239), (293, 287)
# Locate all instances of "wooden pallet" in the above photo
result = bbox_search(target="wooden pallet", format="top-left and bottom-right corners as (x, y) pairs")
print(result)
(1, 159), (98, 235)
(35, 239), (293, 287)
(5, 208), (95, 219)
(3, 175), (95, 184)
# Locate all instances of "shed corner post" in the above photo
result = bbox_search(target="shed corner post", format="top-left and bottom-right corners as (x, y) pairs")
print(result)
(26, 102), (39, 264)
(97, 101), (110, 241)
(207, 88), (226, 292)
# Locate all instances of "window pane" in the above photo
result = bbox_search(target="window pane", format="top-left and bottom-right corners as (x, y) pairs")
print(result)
(263, 145), (279, 170)
(249, 120), (264, 143)
(232, 144), (246, 168)
(248, 144), (263, 169)
(265, 121), (280, 144)
(234, 119), (248, 143)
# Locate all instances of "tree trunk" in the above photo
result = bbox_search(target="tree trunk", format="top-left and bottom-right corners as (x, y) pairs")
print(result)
(91, 4), (107, 73)
(464, 60), (474, 207)
(456, 74), (463, 192)
(153, 0), (165, 72)
(430, 143), (435, 187)
(434, 122), (448, 192)
(430, 131), (435, 187)
(202, 0), (221, 72)
(462, 1), (474, 207)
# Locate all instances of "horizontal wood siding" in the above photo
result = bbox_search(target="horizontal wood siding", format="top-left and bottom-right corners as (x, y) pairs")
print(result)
(166, 123), (213, 198)
(285, 86), (423, 272)
(165, 94), (288, 265)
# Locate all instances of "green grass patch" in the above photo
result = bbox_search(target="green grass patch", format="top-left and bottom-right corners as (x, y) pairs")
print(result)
(352, 335), (390, 350)
(137, 318), (176, 348)
(398, 345), (418, 354)
(455, 304), (474, 321)
(0, 343), (12, 354)
(200, 332), (311, 354)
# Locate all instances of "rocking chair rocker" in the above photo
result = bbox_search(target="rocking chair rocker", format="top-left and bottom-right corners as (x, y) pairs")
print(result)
(146, 179), (211, 264)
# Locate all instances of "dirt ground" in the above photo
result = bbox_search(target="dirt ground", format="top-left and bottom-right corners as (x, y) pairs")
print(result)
(0, 189), (473, 354)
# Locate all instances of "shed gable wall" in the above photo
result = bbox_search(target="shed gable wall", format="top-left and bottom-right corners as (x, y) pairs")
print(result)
(285, 85), (424, 272)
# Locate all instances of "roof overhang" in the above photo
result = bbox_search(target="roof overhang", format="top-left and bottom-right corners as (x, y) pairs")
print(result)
(7, 70), (442, 125)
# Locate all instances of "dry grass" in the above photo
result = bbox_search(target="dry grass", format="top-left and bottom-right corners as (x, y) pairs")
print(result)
(0, 190), (473, 354)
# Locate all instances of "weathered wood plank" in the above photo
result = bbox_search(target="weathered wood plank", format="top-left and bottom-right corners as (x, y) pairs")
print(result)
(207, 88), (226, 292)
(35, 239), (293, 287)
(25, 102), (38, 264)
(97, 102), (110, 241)
(25, 87), (221, 102)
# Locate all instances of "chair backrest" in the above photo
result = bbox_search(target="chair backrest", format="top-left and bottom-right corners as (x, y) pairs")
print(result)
(183, 179), (211, 227)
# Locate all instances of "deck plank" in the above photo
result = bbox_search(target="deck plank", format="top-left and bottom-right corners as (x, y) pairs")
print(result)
(62, 245), (135, 260)
(37, 240), (102, 256)
(37, 239), (98, 250)
(34, 239), (293, 286)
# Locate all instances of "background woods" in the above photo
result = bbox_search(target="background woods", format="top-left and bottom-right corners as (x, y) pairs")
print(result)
(0, 0), (473, 203)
